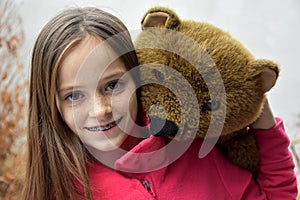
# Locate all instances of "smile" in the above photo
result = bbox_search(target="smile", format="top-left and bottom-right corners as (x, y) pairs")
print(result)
(85, 118), (122, 132)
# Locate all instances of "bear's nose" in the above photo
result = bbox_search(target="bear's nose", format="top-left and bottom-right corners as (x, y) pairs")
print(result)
(149, 116), (178, 137)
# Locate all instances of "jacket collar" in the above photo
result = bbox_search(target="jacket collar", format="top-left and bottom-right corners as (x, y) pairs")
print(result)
(114, 136), (169, 174)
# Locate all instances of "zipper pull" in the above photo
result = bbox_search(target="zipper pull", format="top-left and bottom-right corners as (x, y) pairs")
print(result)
(143, 179), (156, 198)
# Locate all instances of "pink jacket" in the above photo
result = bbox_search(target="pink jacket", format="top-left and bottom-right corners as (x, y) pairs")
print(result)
(87, 118), (297, 199)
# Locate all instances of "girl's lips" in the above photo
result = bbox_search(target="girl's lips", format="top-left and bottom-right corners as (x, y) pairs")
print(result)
(85, 118), (122, 132)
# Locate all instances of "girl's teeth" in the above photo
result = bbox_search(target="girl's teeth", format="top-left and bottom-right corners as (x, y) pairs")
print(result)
(88, 122), (116, 131)
(87, 119), (121, 131)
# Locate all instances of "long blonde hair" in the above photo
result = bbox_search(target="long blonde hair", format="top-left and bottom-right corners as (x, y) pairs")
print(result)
(23, 7), (139, 200)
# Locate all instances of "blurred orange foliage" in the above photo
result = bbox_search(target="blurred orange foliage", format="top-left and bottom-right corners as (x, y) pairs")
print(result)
(0, 0), (28, 199)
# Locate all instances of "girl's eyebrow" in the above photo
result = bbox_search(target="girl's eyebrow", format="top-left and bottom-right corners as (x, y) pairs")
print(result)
(58, 72), (126, 93)
(57, 86), (84, 94)
(100, 71), (126, 82)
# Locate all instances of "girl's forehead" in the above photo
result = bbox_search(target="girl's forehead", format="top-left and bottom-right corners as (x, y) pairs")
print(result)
(57, 36), (127, 90)
(60, 36), (113, 75)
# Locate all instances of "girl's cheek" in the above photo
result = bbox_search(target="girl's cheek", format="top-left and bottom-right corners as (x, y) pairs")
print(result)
(123, 93), (137, 111)
(63, 107), (86, 132)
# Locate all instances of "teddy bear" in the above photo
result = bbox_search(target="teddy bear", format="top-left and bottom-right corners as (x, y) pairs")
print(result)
(134, 6), (279, 173)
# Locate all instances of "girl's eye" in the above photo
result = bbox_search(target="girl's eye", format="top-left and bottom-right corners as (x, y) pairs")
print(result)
(66, 91), (84, 102)
(105, 80), (124, 92)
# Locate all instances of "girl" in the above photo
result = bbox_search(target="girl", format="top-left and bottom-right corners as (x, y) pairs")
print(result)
(23, 7), (297, 200)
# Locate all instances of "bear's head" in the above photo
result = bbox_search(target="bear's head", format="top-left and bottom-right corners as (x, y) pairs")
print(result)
(135, 6), (279, 142)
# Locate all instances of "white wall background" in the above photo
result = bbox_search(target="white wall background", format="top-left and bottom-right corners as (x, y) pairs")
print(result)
(19, 0), (300, 136)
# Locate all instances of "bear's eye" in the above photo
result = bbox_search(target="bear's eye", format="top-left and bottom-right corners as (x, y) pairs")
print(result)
(152, 69), (165, 82)
(206, 99), (220, 111)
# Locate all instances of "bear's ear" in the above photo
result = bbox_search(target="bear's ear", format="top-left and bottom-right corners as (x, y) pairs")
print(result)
(141, 6), (180, 30)
(248, 59), (279, 93)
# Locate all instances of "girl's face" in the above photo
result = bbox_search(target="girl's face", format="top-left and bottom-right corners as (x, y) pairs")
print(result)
(56, 36), (138, 151)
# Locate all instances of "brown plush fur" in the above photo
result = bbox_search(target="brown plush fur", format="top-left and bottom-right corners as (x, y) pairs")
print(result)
(135, 6), (279, 173)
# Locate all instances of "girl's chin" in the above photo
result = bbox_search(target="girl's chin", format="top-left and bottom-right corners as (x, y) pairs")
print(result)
(83, 132), (128, 152)
(85, 141), (122, 152)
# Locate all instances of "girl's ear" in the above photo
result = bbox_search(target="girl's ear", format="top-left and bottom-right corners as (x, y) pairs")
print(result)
(248, 59), (280, 93)
(141, 6), (181, 30)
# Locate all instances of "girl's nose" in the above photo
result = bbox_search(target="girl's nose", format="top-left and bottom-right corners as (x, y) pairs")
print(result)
(89, 95), (112, 118)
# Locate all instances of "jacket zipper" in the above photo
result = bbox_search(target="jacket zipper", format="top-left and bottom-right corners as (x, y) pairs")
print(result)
(142, 179), (156, 198)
